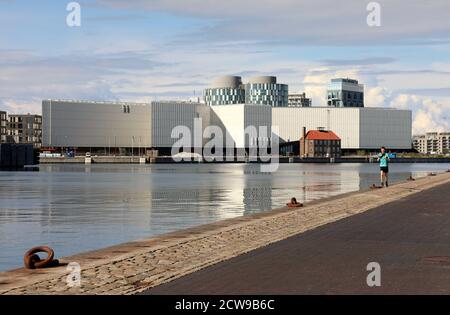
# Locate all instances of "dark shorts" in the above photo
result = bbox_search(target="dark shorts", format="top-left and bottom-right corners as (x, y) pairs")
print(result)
(380, 166), (389, 173)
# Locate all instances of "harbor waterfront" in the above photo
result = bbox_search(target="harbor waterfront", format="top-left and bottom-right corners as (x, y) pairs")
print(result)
(1, 169), (449, 295)
(1, 163), (450, 272)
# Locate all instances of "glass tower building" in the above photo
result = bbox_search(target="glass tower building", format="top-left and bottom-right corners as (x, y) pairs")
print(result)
(204, 76), (245, 106)
(204, 75), (288, 107)
(244, 76), (288, 107)
(327, 78), (364, 107)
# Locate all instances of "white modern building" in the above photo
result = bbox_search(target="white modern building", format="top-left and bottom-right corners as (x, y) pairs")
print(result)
(272, 107), (412, 150)
(211, 104), (272, 148)
(42, 99), (271, 154)
(42, 99), (412, 155)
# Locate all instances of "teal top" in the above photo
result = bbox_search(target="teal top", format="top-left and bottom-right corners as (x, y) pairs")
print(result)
(378, 153), (389, 167)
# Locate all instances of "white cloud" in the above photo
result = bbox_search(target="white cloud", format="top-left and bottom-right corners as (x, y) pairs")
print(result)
(301, 66), (450, 133)
(97, 0), (450, 45)
(387, 94), (450, 134)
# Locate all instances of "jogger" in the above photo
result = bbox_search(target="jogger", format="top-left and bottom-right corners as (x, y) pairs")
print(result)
(377, 146), (390, 187)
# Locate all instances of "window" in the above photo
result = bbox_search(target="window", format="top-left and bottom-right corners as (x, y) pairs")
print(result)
(122, 105), (131, 113)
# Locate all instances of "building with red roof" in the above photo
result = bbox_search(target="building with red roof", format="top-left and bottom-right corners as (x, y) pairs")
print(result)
(300, 128), (341, 158)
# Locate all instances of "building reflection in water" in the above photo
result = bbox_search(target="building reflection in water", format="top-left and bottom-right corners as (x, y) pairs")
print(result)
(1, 162), (450, 271)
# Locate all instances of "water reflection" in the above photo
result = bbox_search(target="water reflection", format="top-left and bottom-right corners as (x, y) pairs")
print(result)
(1, 162), (450, 271)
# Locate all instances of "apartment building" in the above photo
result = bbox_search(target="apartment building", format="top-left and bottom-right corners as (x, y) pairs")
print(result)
(8, 114), (42, 148)
(288, 92), (312, 107)
(413, 132), (450, 154)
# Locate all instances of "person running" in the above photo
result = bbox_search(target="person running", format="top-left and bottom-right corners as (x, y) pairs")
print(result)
(377, 147), (390, 187)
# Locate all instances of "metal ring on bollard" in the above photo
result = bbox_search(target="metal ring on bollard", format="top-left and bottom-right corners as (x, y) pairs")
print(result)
(24, 246), (59, 269)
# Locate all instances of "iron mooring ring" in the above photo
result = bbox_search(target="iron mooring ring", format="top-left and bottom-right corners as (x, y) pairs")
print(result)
(24, 246), (59, 269)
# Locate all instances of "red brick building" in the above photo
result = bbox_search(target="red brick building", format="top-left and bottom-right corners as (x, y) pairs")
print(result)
(300, 128), (341, 158)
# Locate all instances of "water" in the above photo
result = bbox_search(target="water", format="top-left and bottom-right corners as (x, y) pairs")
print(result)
(1, 163), (449, 271)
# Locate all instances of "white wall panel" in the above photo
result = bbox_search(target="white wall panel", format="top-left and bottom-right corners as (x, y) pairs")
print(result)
(42, 100), (151, 148)
(272, 107), (412, 150)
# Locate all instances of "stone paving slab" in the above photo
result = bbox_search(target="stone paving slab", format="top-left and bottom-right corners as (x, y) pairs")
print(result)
(1, 172), (450, 295)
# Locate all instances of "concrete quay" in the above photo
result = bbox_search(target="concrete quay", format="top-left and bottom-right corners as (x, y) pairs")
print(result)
(1, 171), (450, 295)
(39, 155), (450, 164)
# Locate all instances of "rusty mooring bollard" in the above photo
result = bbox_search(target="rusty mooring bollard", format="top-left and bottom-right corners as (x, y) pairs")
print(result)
(286, 197), (303, 208)
(24, 246), (59, 269)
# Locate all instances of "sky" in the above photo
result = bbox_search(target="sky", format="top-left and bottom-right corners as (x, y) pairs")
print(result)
(1, 0), (450, 135)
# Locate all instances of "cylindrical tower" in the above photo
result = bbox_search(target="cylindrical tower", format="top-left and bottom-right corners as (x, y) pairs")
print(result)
(244, 76), (288, 107)
(204, 76), (245, 106)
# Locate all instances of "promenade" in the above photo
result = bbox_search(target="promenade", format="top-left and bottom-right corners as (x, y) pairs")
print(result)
(1, 171), (449, 295)
(145, 180), (450, 294)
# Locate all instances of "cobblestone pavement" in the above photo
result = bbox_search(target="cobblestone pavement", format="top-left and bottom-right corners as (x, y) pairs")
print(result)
(1, 172), (449, 295)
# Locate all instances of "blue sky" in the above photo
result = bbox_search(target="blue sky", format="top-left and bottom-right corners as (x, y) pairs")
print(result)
(1, 0), (450, 134)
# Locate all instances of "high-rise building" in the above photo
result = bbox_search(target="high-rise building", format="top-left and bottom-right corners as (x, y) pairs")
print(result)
(327, 78), (364, 107)
(7, 114), (42, 148)
(0, 111), (7, 143)
(204, 76), (245, 106)
(413, 132), (450, 154)
(204, 75), (288, 107)
(288, 92), (311, 107)
(244, 76), (288, 107)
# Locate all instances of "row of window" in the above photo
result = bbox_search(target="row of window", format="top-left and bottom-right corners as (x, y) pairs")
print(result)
(315, 146), (340, 152)
(311, 140), (340, 145)
(8, 117), (42, 123)
(205, 85), (288, 106)
(204, 88), (245, 96)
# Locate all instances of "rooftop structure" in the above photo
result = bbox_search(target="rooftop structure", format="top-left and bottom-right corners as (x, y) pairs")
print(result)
(327, 78), (364, 108)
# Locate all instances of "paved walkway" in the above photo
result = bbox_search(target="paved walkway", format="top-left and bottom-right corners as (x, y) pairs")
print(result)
(144, 181), (450, 294)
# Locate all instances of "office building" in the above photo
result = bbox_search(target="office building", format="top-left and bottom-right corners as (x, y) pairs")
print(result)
(244, 76), (288, 107)
(204, 75), (288, 107)
(327, 78), (364, 107)
(413, 132), (450, 154)
(7, 114), (42, 148)
(204, 76), (245, 106)
(288, 92), (312, 107)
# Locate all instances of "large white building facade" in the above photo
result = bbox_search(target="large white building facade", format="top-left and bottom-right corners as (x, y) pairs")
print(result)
(272, 107), (412, 150)
(42, 100), (272, 154)
(42, 99), (412, 154)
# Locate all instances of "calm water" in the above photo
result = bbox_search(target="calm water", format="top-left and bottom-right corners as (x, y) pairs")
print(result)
(1, 163), (450, 271)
